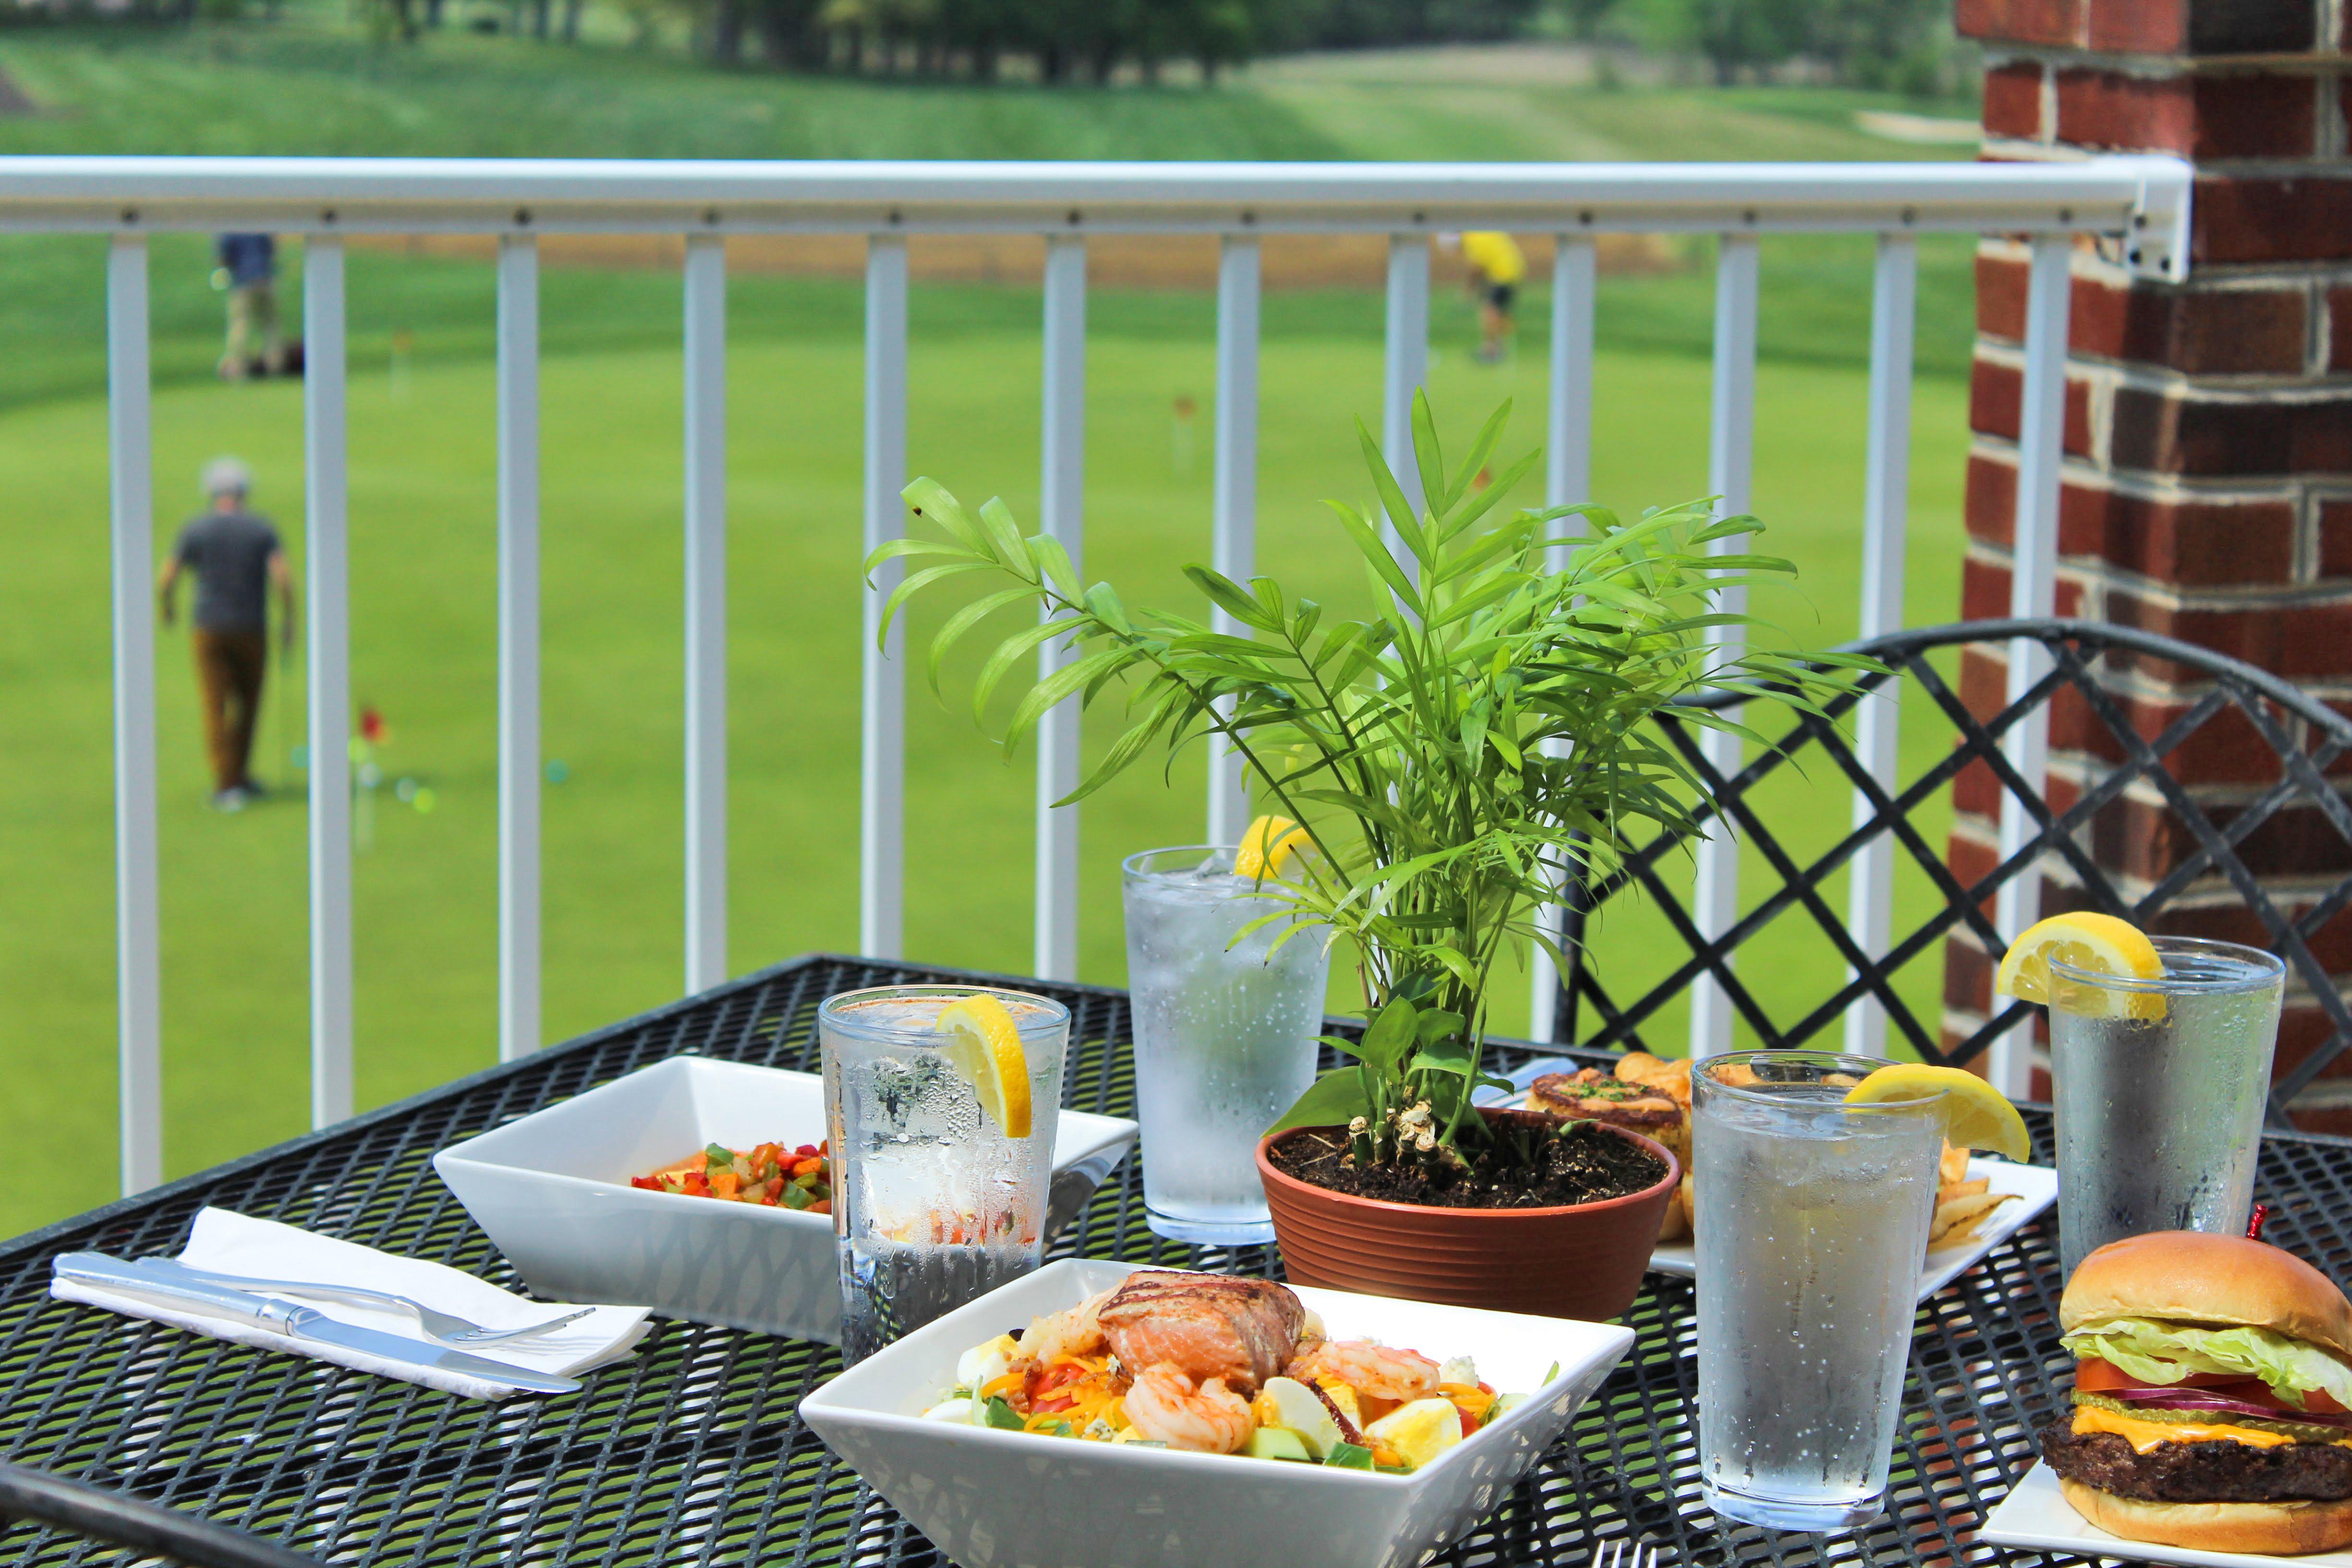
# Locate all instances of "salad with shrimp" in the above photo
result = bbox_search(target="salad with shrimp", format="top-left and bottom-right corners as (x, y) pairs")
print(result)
(920, 1270), (1538, 1472)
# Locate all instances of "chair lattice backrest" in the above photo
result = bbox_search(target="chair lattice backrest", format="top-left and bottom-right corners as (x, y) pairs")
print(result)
(1547, 618), (2352, 1127)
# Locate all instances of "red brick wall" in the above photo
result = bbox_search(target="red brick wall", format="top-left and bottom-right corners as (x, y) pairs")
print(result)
(1947, 0), (2352, 1121)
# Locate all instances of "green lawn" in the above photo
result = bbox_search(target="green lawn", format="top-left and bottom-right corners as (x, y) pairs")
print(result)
(0, 283), (1972, 1237)
(0, 22), (1984, 1238)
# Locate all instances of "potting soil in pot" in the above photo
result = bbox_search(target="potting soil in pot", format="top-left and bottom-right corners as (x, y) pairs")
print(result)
(1268, 1120), (1667, 1209)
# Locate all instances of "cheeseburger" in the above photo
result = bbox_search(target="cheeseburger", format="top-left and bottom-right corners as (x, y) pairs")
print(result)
(2042, 1232), (2352, 1555)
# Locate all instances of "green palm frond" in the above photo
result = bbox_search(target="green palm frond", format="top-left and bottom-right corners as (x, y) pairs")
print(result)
(868, 392), (1870, 1156)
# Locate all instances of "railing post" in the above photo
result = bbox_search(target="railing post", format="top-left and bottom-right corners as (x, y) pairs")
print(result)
(497, 234), (541, 1060)
(107, 234), (160, 1195)
(1689, 233), (1759, 1060)
(861, 235), (909, 960)
(1381, 234), (1430, 558)
(682, 234), (727, 995)
(1531, 233), (1596, 1045)
(1035, 234), (1085, 981)
(1844, 233), (1916, 1060)
(1989, 232), (2072, 1097)
(1207, 233), (1260, 847)
(304, 236), (353, 1128)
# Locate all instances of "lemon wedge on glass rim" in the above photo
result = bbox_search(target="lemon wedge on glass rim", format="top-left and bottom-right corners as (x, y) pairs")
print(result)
(1234, 814), (1311, 880)
(1843, 1064), (2032, 1162)
(1993, 911), (2168, 1021)
(934, 994), (1032, 1140)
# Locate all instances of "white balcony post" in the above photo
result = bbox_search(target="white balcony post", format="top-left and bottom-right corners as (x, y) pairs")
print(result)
(1688, 233), (1759, 1060)
(107, 234), (160, 1195)
(497, 235), (541, 1060)
(1529, 233), (1596, 1045)
(1207, 233), (1260, 847)
(861, 235), (909, 960)
(682, 235), (727, 995)
(1035, 234), (1085, 981)
(1381, 234), (1430, 559)
(1843, 234), (1916, 1061)
(304, 237), (353, 1129)
(1989, 233), (2072, 1097)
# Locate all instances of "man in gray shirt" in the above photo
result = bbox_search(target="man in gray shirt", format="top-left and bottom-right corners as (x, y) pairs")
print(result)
(157, 458), (297, 811)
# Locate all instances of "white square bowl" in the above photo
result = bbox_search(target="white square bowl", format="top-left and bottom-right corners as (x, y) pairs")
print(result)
(431, 1055), (1138, 1344)
(797, 1257), (1635, 1568)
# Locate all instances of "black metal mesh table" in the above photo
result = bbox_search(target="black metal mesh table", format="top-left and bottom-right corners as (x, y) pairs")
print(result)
(6, 952), (2352, 1568)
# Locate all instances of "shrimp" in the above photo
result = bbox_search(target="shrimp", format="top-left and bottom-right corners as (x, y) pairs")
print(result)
(1121, 1363), (1254, 1454)
(1285, 1338), (1440, 1403)
(1018, 1288), (1111, 1370)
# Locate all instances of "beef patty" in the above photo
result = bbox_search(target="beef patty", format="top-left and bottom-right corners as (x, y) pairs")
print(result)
(2041, 1420), (2352, 1503)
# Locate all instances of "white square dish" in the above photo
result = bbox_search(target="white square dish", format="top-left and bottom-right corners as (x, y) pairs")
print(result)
(797, 1257), (1635, 1568)
(1982, 1460), (2352, 1568)
(432, 1055), (1138, 1344)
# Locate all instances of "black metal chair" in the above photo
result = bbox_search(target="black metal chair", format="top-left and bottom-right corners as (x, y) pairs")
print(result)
(0, 1462), (325, 1568)
(1548, 617), (2352, 1126)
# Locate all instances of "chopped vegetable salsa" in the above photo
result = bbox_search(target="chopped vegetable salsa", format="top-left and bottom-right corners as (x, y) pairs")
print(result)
(631, 1141), (831, 1214)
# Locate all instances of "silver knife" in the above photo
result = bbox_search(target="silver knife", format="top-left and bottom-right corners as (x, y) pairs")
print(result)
(52, 1252), (582, 1395)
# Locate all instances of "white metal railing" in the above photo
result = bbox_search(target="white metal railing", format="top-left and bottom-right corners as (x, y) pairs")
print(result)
(2, 155), (2194, 1194)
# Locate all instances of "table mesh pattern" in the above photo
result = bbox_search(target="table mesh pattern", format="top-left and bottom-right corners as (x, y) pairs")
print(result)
(0, 952), (2349, 1568)
(1548, 618), (2352, 1123)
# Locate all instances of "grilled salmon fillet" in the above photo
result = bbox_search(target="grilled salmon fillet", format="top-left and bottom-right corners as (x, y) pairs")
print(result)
(1098, 1272), (1306, 1393)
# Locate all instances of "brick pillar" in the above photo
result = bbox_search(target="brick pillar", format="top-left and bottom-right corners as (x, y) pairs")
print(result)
(1943, 0), (2352, 1123)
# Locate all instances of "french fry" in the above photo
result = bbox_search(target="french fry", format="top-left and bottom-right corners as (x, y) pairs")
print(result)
(1938, 1142), (1971, 1185)
(1928, 1190), (2019, 1248)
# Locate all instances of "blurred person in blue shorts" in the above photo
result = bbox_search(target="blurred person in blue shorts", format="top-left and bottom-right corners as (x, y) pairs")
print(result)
(158, 459), (297, 811)
(215, 233), (287, 380)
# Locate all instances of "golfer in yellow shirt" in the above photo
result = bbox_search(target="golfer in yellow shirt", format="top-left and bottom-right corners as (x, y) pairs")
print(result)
(1454, 231), (1526, 363)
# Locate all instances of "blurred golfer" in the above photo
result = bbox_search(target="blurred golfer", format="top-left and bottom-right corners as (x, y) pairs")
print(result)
(158, 459), (296, 812)
(1444, 231), (1526, 364)
(215, 233), (286, 380)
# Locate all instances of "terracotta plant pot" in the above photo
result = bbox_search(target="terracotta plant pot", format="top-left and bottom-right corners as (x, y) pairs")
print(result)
(1256, 1110), (1678, 1322)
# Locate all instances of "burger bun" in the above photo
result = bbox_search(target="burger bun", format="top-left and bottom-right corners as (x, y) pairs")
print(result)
(2060, 1479), (2352, 1556)
(2062, 1232), (2352, 1361)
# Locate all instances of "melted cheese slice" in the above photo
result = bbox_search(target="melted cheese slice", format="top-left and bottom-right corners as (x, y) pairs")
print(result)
(2073, 1405), (2319, 1454)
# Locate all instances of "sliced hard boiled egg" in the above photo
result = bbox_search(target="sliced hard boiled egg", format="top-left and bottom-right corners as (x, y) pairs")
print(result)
(922, 1398), (978, 1425)
(956, 1333), (1018, 1392)
(1365, 1398), (1466, 1471)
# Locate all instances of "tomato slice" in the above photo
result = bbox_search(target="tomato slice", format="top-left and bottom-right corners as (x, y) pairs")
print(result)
(1028, 1361), (1088, 1401)
(2074, 1358), (2346, 1414)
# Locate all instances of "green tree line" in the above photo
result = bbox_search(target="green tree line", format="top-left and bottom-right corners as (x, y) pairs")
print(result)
(10, 0), (1957, 99)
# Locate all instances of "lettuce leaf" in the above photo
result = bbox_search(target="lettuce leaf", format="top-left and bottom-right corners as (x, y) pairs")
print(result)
(2061, 1317), (2352, 1412)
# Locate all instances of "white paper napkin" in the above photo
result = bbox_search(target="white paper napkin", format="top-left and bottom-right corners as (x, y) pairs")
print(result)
(50, 1206), (652, 1400)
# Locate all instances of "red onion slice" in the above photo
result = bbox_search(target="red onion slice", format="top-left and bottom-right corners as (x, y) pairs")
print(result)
(2091, 1386), (2352, 1427)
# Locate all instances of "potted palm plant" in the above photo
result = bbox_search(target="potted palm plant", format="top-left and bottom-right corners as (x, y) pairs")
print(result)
(870, 394), (1863, 1320)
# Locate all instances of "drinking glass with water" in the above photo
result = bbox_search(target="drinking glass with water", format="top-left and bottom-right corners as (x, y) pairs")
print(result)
(820, 985), (1068, 1363)
(2048, 936), (2285, 1278)
(1122, 846), (1331, 1245)
(1694, 1051), (1945, 1532)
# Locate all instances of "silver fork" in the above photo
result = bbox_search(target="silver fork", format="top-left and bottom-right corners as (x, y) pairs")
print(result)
(1600, 1541), (1659, 1568)
(128, 1256), (593, 1346)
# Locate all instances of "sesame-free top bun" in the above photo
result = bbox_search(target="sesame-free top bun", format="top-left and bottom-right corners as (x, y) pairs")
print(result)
(2061, 1231), (2352, 1360)
(2060, 1480), (2352, 1556)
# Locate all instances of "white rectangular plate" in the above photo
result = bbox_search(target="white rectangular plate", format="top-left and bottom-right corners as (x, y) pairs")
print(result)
(799, 1258), (1635, 1568)
(1983, 1460), (2352, 1568)
(1476, 1057), (2056, 1301)
(1648, 1156), (2056, 1298)
(433, 1055), (1137, 1344)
